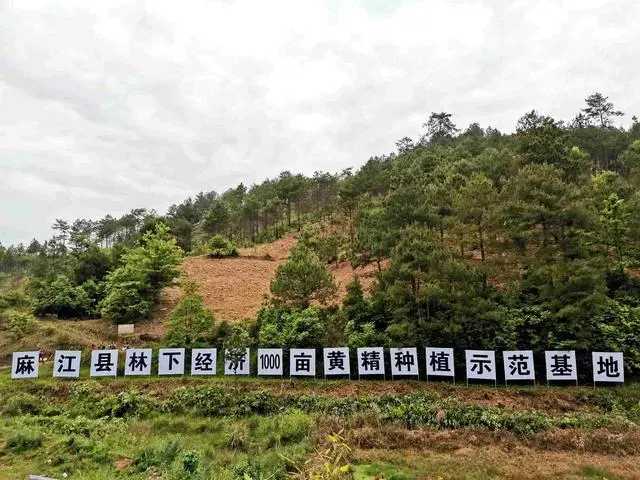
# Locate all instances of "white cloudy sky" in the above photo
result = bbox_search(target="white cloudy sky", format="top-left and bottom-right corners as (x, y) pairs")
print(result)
(1, 0), (638, 245)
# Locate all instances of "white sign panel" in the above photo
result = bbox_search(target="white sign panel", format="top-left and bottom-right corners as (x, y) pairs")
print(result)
(466, 350), (496, 380)
(290, 348), (316, 377)
(90, 349), (118, 377)
(117, 324), (135, 335)
(124, 348), (152, 376)
(53, 350), (81, 378)
(357, 347), (385, 375)
(224, 348), (250, 375)
(11, 351), (39, 379)
(426, 347), (454, 377)
(390, 347), (419, 376)
(323, 347), (350, 376)
(503, 350), (535, 381)
(258, 348), (283, 376)
(593, 352), (624, 383)
(545, 350), (577, 381)
(158, 348), (185, 375)
(191, 348), (217, 375)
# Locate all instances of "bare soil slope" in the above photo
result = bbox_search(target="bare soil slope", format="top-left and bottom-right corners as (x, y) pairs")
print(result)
(157, 232), (380, 326)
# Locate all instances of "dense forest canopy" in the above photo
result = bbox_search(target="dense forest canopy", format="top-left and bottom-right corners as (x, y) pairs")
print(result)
(3, 92), (640, 376)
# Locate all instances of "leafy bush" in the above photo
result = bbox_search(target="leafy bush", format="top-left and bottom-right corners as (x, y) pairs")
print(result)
(344, 321), (383, 349)
(179, 450), (202, 474)
(1, 392), (41, 416)
(100, 223), (183, 323)
(29, 275), (92, 318)
(2, 309), (37, 340)
(4, 429), (43, 452)
(98, 273), (154, 324)
(258, 307), (327, 348)
(0, 288), (29, 309)
(164, 281), (215, 347)
(205, 234), (239, 258)
(71, 244), (112, 284)
(253, 410), (312, 447)
(134, 438), (182, 471)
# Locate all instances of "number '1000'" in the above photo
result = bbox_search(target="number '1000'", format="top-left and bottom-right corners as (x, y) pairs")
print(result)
(260, 353), (281, 370)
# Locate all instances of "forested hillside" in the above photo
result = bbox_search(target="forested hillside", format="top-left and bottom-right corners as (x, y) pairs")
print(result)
(2, 92), (640, 375)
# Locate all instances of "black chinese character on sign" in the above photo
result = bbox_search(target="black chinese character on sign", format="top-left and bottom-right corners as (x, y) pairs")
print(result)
(429, 351), (450, 372)
(597, 356), (620, 378)
(227, 349), (246, 373)
(57, 354), (77, 373)
(327, 350), (346, 371)
(128, 352), (148, 372)
(194, 352), (214, 371)
(394, 351), (415, 372)
(94, 352), (115, 372)
(163, 351), (180, 371)
(550, 354), (573, 376)
(294, 352), (312, 372)
(360, 350), (381, 371)
(15, 355), (36, 375)
(470, 354), (492, 374)
(507, 354), (530, 376)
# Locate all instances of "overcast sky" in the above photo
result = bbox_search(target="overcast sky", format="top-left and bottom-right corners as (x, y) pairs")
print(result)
(1, 0), (638, 245)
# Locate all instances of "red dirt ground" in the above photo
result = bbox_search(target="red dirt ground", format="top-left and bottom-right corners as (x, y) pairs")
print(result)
(155, 233), (381, 328)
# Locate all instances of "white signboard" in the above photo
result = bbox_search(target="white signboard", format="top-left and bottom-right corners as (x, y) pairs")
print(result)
(158, 348), (185, 375)
(53, 350), (81, 378)
(593, 352), (624, 383)
(466, 350), (496, 381)
(117, 324), (135, 335)
(545, 350), (577, 381)
(290, 348), (316, 377)
(11, 351), (39, 379)
(323, 347), (350, 376)
(503, 350), (535, 381)
(90, 349), (118, 377)
(191, 348), (217, 375)
(258, 348), (283, 376)
(224, 348), (250, 375)
(357, 347), (385, 376)
(124, 348), (152, 376)
(426, 347), (455, 378)
(390, 347), (419, 376)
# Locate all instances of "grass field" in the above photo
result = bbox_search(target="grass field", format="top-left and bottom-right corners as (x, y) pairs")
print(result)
(2, 364), (640, 480)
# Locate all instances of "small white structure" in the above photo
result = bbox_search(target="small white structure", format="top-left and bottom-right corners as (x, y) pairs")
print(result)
(118, 324), (135, 335)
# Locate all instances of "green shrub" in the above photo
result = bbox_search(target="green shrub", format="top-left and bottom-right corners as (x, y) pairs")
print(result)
(29, 275), (92, 318)
(100, 223), (183, 324)
(205, 235), (239, 258)
(134, 438), (182, 471)
(254, 410), (312, 447)
(179, 450), (202, 474)
(164, 281), (215, 347)
(0, 289), (29, 309)
(1, 392), (41, 416)
(1, 309), (36, 340)
(258, 307), (327, 348)
(98, 275), (154, 324)
(65, 435), (112, 464)
(4, 429), (43, 452)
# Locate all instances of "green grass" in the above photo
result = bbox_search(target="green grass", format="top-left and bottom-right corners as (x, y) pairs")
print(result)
(2, 376), (640, 478)
(0, 412), (312, 479)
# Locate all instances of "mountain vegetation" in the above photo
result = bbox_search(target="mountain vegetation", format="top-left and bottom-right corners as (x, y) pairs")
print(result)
(2, 92), (640, 377)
